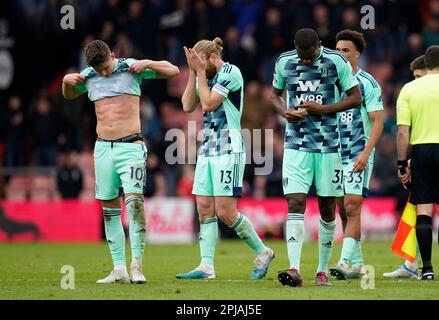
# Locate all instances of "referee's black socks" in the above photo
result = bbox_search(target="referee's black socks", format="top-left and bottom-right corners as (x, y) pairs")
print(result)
(416, 215), (433, 270)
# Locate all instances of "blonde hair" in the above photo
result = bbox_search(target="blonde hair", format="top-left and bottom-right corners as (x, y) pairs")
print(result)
(193, 37), (223, 58)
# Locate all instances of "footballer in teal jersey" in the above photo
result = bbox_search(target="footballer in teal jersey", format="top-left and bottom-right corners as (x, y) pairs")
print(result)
(329, 30), (384, 281)
(272, 29), (362, 287)
(178, 37), (274, 281)
(62, 40), (179, 284)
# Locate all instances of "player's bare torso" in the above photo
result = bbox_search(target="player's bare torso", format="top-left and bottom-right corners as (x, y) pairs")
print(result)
(94, 94), (141, 141)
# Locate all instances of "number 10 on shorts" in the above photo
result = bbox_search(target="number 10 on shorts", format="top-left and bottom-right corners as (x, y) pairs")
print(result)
(130, 166), (144, 181)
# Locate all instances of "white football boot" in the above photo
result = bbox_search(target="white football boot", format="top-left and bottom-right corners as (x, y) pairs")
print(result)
(96, 266), (130, 284)
(130, 259), (147, 284)
(383, 264), (418, 279)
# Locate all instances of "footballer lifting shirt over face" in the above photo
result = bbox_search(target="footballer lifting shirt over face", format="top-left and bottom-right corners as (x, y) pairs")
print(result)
(62, 40), (179, 284)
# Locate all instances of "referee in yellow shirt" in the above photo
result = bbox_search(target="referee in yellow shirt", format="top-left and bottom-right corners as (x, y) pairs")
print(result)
(396, 45), (439, 281)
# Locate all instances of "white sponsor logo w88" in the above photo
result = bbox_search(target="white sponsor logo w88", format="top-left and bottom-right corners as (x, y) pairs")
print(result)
(295, 94), (323, 104)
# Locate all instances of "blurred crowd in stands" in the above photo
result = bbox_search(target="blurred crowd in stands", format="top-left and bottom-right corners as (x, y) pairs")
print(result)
(1, 0), (438, 204)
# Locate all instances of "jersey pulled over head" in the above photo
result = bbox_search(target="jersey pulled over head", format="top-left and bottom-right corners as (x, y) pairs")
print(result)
(74, 40), (157, 101)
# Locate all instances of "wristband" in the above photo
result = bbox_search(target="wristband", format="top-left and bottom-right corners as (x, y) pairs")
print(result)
(397, 160), (408, 168)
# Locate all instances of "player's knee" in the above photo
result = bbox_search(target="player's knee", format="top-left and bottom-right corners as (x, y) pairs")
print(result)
(338, 206), (347, 220)
(344, 201), (361, 219)
(339, 212), (347, 225)
(197, 199), (214, 220)
(101, 197), (121, 209)
(287, 198), (306, 213)
(215, 204), (233, 224)
(319, 204), (336, 221)
(218, 214), (236, 227)
(125, 194), (146, 225)
(317, 197), (336, 216)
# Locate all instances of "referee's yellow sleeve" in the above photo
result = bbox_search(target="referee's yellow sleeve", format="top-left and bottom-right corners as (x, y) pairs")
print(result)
(396, 85), (411, 126)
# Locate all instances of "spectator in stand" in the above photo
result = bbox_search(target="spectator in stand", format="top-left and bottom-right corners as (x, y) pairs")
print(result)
(160, 0), (198, 65)
(31, 96), (60, 167)
(99, 21), (117, 49)
(176, 164), (195, 197)
(422, 0), (439, 47)
(54, 68), (86, 152)
(91, 0), (124, 36)
(143, 151), (167, 198)
(370, 133), (399, 196)
(207, 0), (234, 39)
(223, 26), (248, 78)
(312, 3), (335, 47)
(241, 81), (267, 130)
(406, 34), (425, 66)
(256, 7), (287, 85)
(122, 0), (147, 56)
(340, 7), (360, 31)
(2, 96), (25, 167)
(113, 33), (142, 59)
(194, 0), (209, 40)
(250, 115), (284, 198)
(56, 151), (83, 199)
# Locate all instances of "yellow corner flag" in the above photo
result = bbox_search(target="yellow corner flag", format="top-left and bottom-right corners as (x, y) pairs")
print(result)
(391, 194), (417, 263)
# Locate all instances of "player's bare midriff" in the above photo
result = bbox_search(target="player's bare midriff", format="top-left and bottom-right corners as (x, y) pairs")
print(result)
(94, 94), (142, 142)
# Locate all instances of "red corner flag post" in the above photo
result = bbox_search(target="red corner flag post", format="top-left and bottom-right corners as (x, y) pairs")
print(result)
(391, 194), (417, 263)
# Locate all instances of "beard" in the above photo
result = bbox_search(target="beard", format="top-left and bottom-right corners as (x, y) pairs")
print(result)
(206, 64), (217, 79)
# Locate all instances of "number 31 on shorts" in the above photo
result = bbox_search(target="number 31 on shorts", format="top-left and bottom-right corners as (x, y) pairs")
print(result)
(332, 169), (343, 184)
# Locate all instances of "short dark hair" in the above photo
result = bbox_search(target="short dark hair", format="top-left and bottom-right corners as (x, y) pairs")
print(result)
(294, 28), (320, 51)
(335, 29), (366, 53)
(410, 55), (426, 72)
(424, 45), (439, 70)
(85, 40), (111, 68)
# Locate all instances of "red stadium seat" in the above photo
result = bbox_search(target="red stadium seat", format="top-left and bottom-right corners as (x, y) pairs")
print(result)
(28, 175), (55, 201)
(8, 175), (31, 189)
(5, 175), (31, 201)
(5, 188), (27, 201)
(31, 175), (54, 189)
(29, 190), (51, 201)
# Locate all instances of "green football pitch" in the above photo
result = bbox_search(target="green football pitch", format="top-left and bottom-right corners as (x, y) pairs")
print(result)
(0, 240), (437, 300)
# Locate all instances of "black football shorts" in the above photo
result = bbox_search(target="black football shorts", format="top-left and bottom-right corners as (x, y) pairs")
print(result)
(410, 144), (439, 205)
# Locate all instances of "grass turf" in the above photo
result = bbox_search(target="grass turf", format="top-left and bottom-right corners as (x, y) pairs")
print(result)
(0, 240), (437, 300)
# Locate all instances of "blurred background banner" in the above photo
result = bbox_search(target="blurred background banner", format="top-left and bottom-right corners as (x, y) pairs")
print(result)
(238, 198), (398, 241)
(132, 197), (195, 244)
(0, 200), (102, 242)
(0, 198), (195, 243)
(1, 0), (439, 243)
(4, 197), (437, 243)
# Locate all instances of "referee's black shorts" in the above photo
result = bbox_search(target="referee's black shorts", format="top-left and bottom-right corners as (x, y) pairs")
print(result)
(410, 143), (439, 205)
